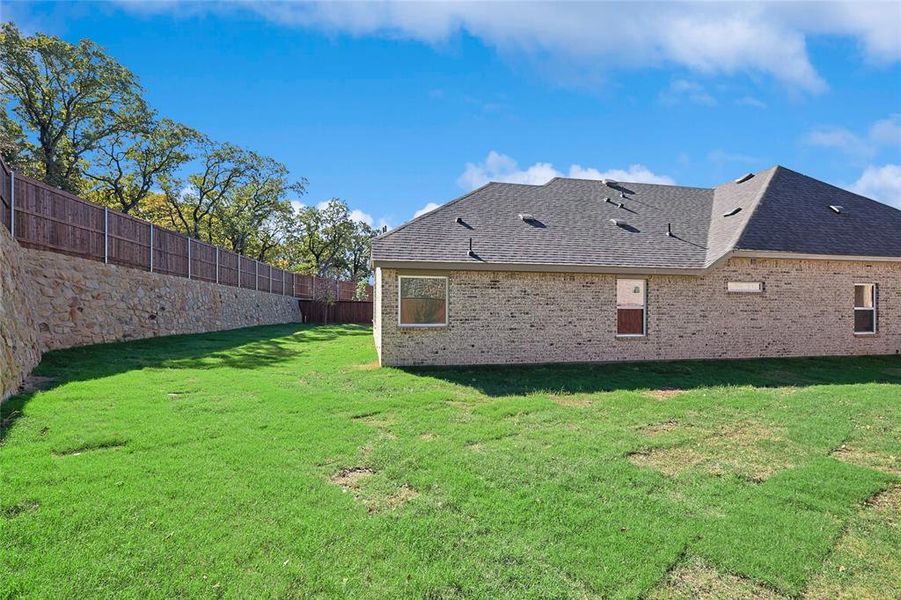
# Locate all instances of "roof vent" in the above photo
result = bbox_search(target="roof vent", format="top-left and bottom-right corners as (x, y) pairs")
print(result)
(603, 179), (617, 187)
(609, 218), (624, 227)
(734, 173), (754, 184)
(604, 196), (615, 204)
(829, 205), (844, 214)
(518, 213), (535, 222)
(666, 223), (673, 237)
(456, 217), (464, 225)
(723, 207), (742, 217)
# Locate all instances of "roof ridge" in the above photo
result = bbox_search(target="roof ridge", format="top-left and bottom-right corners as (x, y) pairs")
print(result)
(546, 176), (710, 190)
(704, 165), (779, 267)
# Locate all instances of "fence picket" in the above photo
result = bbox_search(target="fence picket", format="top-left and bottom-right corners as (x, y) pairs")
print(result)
(0, 164), (372, 313)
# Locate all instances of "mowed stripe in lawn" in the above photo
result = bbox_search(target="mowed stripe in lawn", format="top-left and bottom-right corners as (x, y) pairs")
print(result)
(0, 324), (898, 598)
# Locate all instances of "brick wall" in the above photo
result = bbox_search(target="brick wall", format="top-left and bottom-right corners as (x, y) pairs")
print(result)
(375, 257), (901, 367)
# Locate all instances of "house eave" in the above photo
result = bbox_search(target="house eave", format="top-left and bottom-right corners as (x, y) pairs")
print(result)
(373, 249), (901, 275)
(371, 259), (707, 276)
(730, 250), (901, 263)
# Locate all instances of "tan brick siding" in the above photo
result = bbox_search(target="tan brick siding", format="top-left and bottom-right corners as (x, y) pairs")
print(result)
(375, 258), (901, 366)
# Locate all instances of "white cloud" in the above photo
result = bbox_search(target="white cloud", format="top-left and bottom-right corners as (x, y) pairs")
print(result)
(735, 96), (767, 109)
(659, 79), (717, 106)
(307, 199), (390, 229)
(413, 202), (441, 219)
(114, 2), (901, 93)
(869, 114), (901, 147)
(457, 151), (674, 190)
(850, 164), (901, 209)
(804, 114), (901, 159)
(349, 208), (374, 226)
(804, 127), (874, 158)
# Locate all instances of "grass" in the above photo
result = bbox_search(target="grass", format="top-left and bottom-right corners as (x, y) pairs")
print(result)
(1, 324), (899, 599)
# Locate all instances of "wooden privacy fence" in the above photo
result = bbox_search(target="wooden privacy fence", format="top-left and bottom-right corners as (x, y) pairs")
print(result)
(0, 162), (373, 319)
(299, 300), (374, 324)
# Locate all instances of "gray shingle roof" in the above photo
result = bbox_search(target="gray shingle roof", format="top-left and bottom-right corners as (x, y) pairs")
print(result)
(372, 166), (901, 271)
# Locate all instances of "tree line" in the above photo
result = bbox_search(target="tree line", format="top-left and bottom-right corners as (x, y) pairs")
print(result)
(0, 23), (379, 289)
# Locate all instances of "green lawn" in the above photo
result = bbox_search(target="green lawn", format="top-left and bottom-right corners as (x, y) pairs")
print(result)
(2, 324), (899, 599)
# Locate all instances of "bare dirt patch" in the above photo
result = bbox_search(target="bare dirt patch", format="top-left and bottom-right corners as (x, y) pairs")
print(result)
(645, 389), (687, 401)
(865, 484), (901, 512)
(329, 467), (419, 513)
(649, 556), (787, 599)
(802, 485), (900, 599)
(383, 485), (419, 510)
(549, 394), (593, 408)
(419, 433), (436, 441)
(1, 500), (40, 519)
(330, 467), (374, 491)
(353, 413), (395, 430)
(831, 445), (900, 477)
(353, 361), (380, 371)
(641, 420), (679, 436)
(629, 421), (795, 481)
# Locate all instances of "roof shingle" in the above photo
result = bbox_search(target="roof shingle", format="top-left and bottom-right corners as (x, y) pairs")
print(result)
(372, 166), (901, 271)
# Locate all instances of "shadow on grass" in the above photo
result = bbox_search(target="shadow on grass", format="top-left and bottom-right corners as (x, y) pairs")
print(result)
(0, 323), (370, 442)
(404, 354), (901, 397)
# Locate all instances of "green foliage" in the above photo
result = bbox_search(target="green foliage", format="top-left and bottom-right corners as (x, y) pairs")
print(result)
(0, 22), (144, 192)
(83, 114), (201, 215)
(1, 326), (898, 598)
(0, 24), (375, 282)
(284, 198), (354, 276)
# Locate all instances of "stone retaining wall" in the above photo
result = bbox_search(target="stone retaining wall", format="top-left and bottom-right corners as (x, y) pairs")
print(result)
(0, 227), (41, 401)
(1, 232), (300, 400)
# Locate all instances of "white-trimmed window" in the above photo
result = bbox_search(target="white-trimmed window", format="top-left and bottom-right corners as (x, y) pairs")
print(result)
(616, 279), (646, 336)
(854, 283), (877, 334)
(398, 276), (447, 327)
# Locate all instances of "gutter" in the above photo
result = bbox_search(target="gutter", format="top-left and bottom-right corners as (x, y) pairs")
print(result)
(372, 250), (901, 276)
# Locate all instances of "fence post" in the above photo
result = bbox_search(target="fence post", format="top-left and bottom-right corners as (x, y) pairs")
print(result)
(9, 171), (14, 236)
(187, 237), (191, 279)
(238, 255), (241, 288)
(103, 208), (109, 263)
(149, 224), (154, 272)
(269, 267), (272, 293)
(255, 261), (259, 290)
(215, 247), (219, 284)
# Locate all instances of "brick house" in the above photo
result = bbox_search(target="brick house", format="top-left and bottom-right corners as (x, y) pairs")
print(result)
(370, 166), (901, 366)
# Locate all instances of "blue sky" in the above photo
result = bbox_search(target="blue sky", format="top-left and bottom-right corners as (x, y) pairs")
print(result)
(6, 1), (901, 225)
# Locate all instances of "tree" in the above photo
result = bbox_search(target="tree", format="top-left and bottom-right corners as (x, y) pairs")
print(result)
(0, 23), (145, 192)
(211, 152), (305, 259)
(343, 220), (378, 284)
(83, 113), (200, 215)
(285, 199), (355, 277)
(160, 139), (250, 240)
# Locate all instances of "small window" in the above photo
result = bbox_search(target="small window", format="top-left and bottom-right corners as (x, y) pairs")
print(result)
(854, 284), (877, 334)
(616, 279), (646, 336)
(399, 276), (447, 327)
